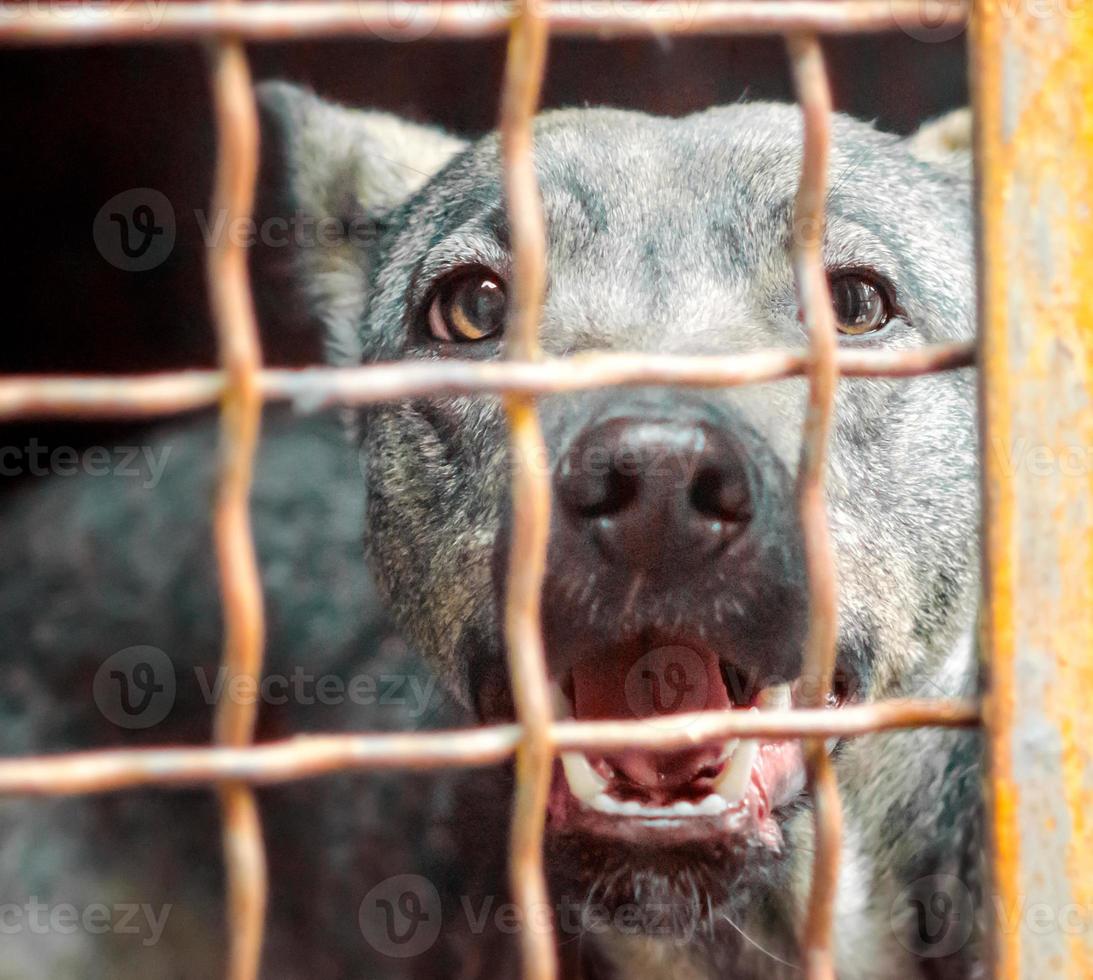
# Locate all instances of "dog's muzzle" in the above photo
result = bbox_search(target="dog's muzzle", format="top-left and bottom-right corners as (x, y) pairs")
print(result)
(532, 396), (820, 849)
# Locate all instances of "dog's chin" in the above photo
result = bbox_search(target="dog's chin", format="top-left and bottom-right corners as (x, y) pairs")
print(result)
(544, 824), (787, 943)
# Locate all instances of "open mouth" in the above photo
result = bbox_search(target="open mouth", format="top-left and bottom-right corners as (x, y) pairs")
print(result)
(547, 641), (842, 848)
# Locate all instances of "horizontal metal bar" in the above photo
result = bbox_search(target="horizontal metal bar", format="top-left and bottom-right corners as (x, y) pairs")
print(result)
(0, 341), (975, 421)
(0, 1), (969, 47)
(0, 699), (978, 797)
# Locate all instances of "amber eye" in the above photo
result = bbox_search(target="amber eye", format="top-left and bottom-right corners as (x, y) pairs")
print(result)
(426, 268), (507, 343)
(829, 273), (893, 336)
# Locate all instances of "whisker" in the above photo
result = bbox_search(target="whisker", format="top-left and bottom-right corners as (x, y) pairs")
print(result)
(719, 910), (800, 971)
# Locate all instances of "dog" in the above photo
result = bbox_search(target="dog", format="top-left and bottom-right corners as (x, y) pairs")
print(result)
(0, 85), (982, 979)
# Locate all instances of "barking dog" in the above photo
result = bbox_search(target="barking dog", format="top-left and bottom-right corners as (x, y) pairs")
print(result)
(0, 88), (982, 979)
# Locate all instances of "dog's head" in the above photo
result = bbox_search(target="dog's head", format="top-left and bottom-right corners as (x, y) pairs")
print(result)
(260, 82), (977, 940)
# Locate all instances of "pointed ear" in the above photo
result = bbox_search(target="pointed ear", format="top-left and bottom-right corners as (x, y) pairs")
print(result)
(905, 107), (972, 172)
(257, 81), (467, 365)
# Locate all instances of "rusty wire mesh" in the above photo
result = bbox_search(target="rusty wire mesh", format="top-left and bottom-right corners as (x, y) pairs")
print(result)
(0, 3), (981, 980)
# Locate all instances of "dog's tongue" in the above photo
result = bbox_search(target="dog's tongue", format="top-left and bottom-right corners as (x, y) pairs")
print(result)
(570, 645), (732, 791)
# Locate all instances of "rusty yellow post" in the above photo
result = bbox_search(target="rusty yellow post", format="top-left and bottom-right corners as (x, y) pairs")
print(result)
(971, 2), (1093, 976)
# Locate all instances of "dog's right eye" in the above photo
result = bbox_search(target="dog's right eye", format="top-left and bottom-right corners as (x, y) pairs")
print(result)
(425, 267), (507, 343)
(829, 272), (894, 336)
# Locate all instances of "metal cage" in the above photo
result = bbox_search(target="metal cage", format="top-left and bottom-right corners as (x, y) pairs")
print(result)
(0, 1), (1090, 978)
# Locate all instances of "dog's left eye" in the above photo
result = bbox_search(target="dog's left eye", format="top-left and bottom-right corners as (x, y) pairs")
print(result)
(426, 267), (507, 343)
(829, 273), (893, 336)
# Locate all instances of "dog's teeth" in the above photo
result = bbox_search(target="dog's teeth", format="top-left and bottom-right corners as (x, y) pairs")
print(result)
(757, 682), (792, 710)
(560, 751), (606, 802)
(590, 794), (634, 815)
(717, 738), (740, 764)
(550, 681), (574, 719)
(588, 793), (730, 818)
(714, 738), (758, 804)
(692, 794), (729, 816)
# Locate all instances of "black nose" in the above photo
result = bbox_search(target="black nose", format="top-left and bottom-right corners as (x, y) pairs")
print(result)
(555, 417), (754, 568)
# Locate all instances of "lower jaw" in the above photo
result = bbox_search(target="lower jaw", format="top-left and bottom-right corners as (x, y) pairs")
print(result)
(548, 795), (786, 851)
(538, 738), (816, 929)
(547, 732), (808, 839)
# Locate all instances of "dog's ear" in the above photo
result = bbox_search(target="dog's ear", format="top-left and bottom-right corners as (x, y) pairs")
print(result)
(257, 81), (467, 365)
(905, 107), (972, 172)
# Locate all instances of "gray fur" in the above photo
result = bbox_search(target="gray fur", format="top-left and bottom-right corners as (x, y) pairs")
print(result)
(0, 85), (983, 979)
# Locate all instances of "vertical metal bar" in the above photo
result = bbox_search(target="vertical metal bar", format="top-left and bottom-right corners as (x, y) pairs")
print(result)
(972, 2), (1093, 977)
(785, 33), (843, 980)
(499, 2), (556, 979)
(206, 31), (269, 980)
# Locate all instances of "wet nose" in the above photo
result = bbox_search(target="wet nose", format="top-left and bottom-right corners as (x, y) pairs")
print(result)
(554, 417), (753, 569)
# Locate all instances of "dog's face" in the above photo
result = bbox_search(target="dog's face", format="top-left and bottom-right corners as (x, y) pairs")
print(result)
(261, 83), (978, 954)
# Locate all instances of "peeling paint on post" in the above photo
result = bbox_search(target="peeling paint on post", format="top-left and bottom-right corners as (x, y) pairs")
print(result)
(972, 2), (1093, 977)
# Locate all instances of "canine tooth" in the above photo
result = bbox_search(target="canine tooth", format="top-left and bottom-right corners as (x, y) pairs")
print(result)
(560, 752), (607, 803)
(757, 682), (792, 710)
(717, 738), (740, 763)
(715, 739), (758, 804)
(550, 681), (574, 719)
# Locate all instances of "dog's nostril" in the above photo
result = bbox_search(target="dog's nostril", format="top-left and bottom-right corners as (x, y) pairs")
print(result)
(690, 467), (752, 524)
(574, 469), (640, 520)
